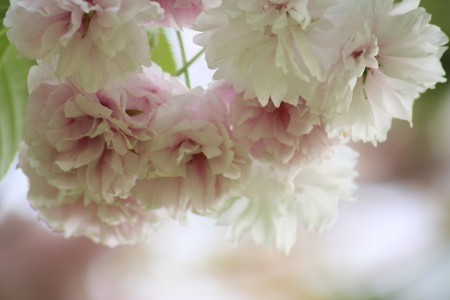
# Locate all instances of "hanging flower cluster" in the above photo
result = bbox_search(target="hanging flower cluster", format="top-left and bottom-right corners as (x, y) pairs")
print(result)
(4, 0), (447, 253)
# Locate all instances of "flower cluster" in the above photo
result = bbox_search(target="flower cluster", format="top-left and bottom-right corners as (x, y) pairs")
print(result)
(4, 0), (447, 253)
(195, 0), (448, 143)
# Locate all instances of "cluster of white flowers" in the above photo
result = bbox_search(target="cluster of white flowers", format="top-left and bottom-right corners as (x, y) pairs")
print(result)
(4, 0), (447, 253)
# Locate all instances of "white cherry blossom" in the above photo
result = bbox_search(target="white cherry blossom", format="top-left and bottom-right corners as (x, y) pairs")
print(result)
(308, 0), (448, 142)
(216, 145), (358, 253)
(194, 0), (335, 107)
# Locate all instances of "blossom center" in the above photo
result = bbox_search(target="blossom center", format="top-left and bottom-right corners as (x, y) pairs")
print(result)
(80, 11), (95, 38)
(351, 49), (363, 59)
(260, 1), (288, 12)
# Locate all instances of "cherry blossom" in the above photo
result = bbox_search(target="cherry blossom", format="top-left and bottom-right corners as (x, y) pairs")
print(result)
(216, 145), (358, 253)
(307, 0), (448, 142)
(230, 93), (335, 170)
(194, 0), (334, 107)
(20, 146), (166, 247)
(24, 62), (185, 203)
(4, 0), (163, 92)
(147, 87), (251, 214)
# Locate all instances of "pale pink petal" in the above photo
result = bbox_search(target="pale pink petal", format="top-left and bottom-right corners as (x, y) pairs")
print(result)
(150, 0), (204, 30)
(230, 93), (335, 169)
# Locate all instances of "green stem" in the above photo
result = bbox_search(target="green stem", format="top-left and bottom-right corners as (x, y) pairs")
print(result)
(176, 31), (191, 89)
(175, 48), (205, 77)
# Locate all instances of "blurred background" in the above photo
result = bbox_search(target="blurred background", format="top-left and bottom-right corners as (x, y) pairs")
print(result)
(1, 1), (450, 299)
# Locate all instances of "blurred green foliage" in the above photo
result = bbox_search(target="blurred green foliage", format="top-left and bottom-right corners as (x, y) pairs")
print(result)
(0, 0), (7, 25)
(422, 0), (450, 72)
(149, 28), (178, 76)
(0, 32), (34, 181)
(412, 0), (450, 123)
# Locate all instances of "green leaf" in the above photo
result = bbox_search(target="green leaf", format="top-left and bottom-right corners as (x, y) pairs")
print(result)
(149, 29), (177, 76)
(0, 31), (34, 181)
(0, 0), (9, 26)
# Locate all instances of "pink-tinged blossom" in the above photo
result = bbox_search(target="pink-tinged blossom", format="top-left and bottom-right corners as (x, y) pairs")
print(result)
(230, 93), (335, 170)
(216, 145), (358, 254)
(132, 177), (190, 221)
(4, 0), (163, 92)
(307, 0), (448, 143)
(19, 146), (165, 247)
(148, 87), (251, 214)
(207, 80), (236, 109)
(194, 0), (335, 107)
(24, 62), (185, 204)
(150, 0), (204, 30)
